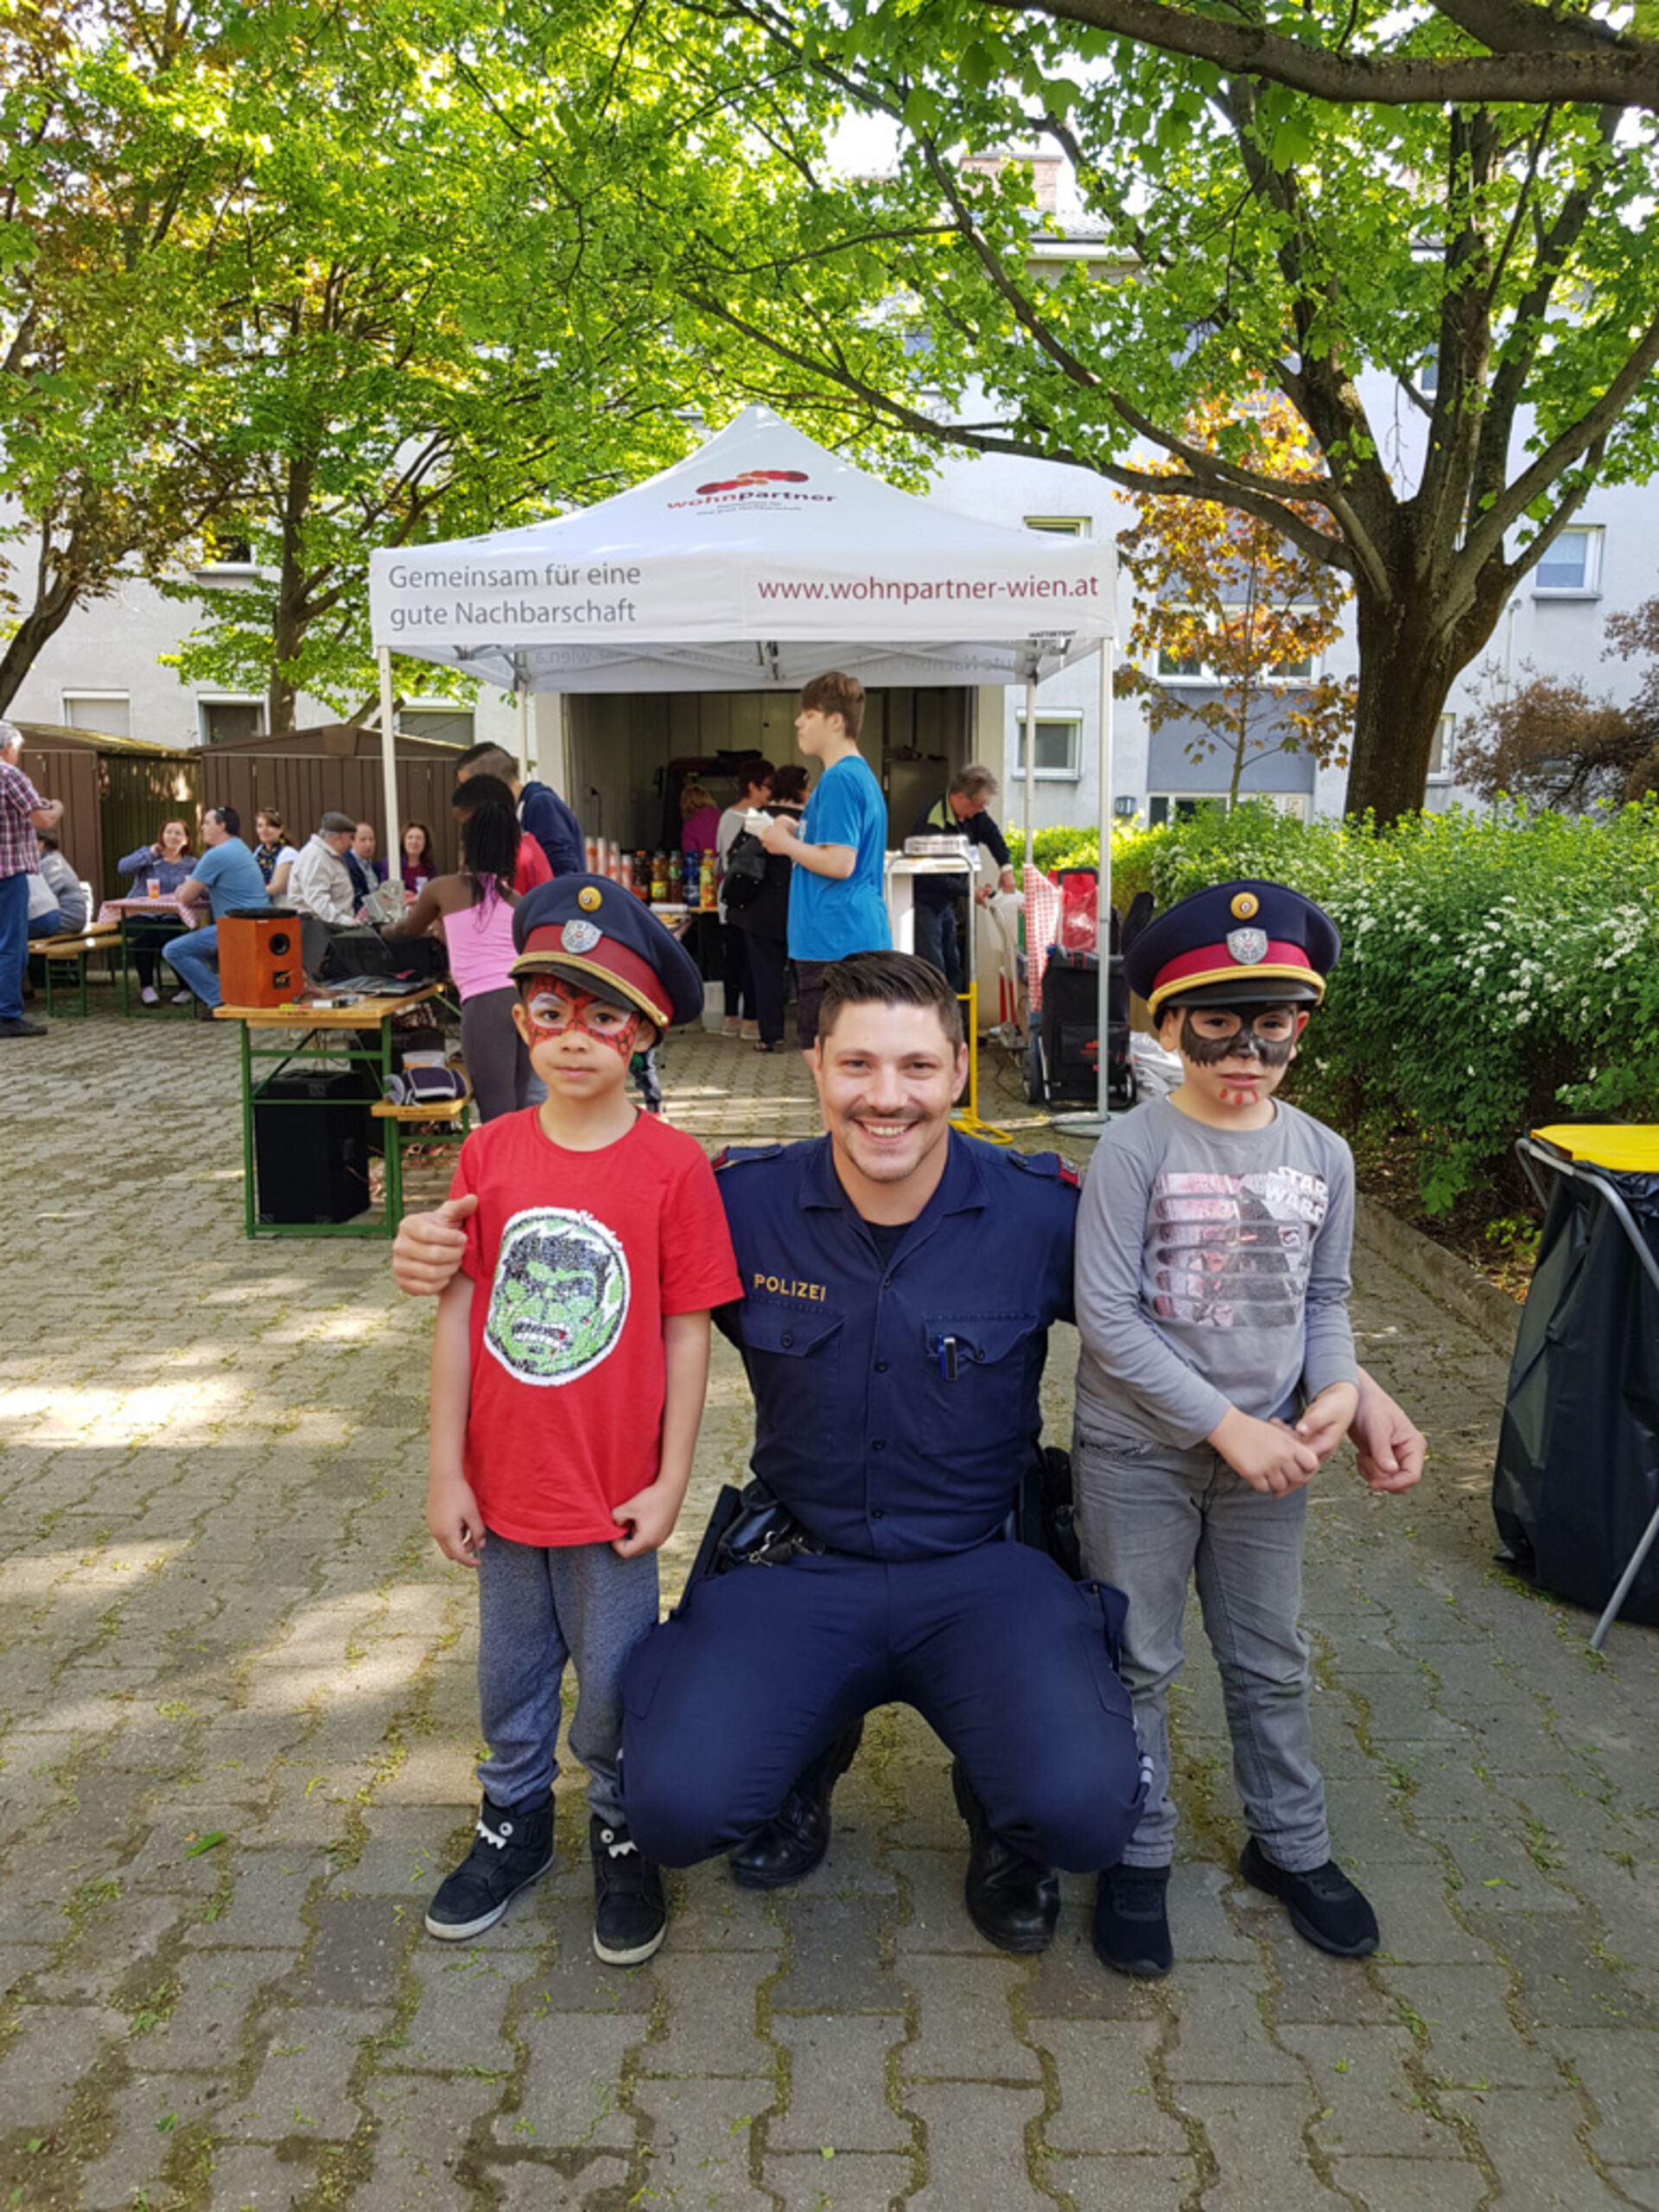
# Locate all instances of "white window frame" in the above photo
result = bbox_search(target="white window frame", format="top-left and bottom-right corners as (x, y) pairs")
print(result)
(60, 689), (131, 737)
(197, 694), (266, 744)
(1532, 524), (1604, 596)
(1427, 711), (1456, 783)
(1013, 709), (1084, 781)
(1023, 514), (1091, 537)
(397, 701), (477, 747)
(1147, 792), (1232, 827)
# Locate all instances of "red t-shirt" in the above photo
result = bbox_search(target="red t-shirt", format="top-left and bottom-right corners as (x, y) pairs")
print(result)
(452, 1109), (743, 1547)
(514, 832), (552, 895)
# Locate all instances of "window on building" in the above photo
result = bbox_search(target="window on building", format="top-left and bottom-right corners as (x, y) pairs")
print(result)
(1156, 645), (1208, 680)
(1266, 648), (1316, 682)
(1023, 515), (1091, 537)
(1147, 794), (1230, 828)
(399, 706), (476, 747)
(1533, 525), (1603, 594)
(1419, 353), (1440, 397)
(200, 698), (264, 744)
(1428, 711), (1455, 781)
(1013, 712), (1083, 779)
(61, 691), (131, 738)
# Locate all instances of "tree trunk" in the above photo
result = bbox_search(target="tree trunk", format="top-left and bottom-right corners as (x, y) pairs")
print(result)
(1343, 591), (1462, 823)
(0, 582), (86, 716)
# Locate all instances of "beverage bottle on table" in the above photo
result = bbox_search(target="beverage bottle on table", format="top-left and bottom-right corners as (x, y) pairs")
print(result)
(699, 851), (715, 910)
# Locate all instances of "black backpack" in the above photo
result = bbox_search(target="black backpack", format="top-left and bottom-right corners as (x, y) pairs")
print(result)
(721, 829), (768, 911)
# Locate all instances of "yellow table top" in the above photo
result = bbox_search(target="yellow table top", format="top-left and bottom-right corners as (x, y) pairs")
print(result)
(1530, 1124), (1659, 1173)
(214, 984), (440, 1028)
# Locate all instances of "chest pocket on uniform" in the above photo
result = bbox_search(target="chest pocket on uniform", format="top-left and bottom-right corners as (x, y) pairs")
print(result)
(742, 1303), (844, 1371)
(919, 1313), (1039, 1395)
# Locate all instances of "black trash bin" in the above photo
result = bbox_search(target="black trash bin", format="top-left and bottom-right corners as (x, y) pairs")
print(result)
(1493, 1130), (1659, 1630)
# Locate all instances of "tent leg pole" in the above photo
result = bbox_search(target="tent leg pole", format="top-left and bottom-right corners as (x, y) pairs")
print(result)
(516, 685), (530, 785)
(1096, 640), (1114, 1125)
(378, 649), (398, 861)
(1021, 677), (1037, 869)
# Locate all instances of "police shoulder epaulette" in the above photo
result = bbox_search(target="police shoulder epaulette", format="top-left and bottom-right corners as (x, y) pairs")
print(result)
(713, 1143), (785, 1173)
(1006, 1148), (1080, 1189)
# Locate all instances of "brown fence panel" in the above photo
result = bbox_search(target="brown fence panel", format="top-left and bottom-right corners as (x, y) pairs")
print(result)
(101, 754), (204, 896)
(194, 748), (461, 877)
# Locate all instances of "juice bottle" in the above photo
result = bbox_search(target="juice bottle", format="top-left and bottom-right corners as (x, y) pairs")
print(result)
(699, 851), (716, 909)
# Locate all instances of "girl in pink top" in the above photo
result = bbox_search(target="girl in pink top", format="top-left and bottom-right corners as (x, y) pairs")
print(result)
(384, 799), (525, 1119)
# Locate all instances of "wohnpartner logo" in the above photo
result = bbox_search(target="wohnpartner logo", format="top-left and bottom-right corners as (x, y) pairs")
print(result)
(696, 469), (810, 494)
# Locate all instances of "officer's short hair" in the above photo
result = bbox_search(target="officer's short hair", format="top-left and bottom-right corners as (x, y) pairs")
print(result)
(455, 742), (517, 784)
(798, 670), (865, 742)
(817, 952), (963, 1052)
(950, 764), (998, 807)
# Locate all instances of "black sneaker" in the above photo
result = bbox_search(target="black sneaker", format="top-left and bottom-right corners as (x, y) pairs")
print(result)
(591, 1815), (666, 1966)
(424, 1796), (554, 1942)
(0, 1016), (46, 1038)
(1239, 1837), (1379, 1957)
(1093, 1864), (1173, 1979)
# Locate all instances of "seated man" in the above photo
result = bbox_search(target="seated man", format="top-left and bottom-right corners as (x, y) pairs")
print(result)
(35, 834), (88, 935)
(394, 952), (1427, 1958)
(166, 806), (269, 1009)
(288, 812), (360, 927)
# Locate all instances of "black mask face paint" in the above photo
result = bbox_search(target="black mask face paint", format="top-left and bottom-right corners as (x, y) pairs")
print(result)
(1179, 1008), (1297, 1068)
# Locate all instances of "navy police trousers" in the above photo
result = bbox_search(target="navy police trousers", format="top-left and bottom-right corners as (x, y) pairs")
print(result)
(620, 1540), (1147, 1871)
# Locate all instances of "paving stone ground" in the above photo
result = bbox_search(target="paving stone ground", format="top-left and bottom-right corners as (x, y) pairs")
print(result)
(3, 993), (1656, 2212)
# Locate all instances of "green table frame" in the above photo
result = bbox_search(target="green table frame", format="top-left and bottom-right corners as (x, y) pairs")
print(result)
(215, 986), (445, 1238)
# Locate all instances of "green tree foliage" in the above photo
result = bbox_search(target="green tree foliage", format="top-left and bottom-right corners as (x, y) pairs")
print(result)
(1147, 798), (1659, 1212)
(0, 0), (247, 711)
(644, 1), (1659, 820)
(1115, 393), (1355, 799)
(3, 0), (746, 729)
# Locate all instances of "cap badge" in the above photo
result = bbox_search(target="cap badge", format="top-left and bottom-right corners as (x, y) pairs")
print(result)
(1230, 891), (1260, 920)
(562, 918), (602, 954)
(1226, 926), (1268, 966)
(577, 886), (603, 912)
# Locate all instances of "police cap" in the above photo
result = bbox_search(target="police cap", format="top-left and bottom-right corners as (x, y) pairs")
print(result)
(511, 874), (704, 1032)
(1127, 879), (1339, 1019)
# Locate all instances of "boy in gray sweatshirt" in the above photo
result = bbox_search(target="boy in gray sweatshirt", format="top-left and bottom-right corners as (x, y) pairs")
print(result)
(1073, 880), (1378, 1978)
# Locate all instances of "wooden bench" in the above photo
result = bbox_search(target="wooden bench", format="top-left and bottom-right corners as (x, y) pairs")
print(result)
(30, 923), (122, 1017)
(371, 1065), (473, 1229)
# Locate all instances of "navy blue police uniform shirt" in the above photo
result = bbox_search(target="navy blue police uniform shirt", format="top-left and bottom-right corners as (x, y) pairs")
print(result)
(518, 781), (585, 878)
(713, 1133), (1078, 1560)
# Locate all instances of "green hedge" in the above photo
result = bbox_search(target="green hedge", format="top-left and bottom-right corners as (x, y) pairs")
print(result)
(1132, 800), (1659, 1213)
(1004, 823), (1172, 918)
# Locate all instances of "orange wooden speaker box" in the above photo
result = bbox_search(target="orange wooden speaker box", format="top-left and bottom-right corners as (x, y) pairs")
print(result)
(219, 909), (301, 1007)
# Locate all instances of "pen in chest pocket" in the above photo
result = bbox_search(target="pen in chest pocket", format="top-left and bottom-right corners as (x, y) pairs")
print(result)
(936, 1334), (959, 1382)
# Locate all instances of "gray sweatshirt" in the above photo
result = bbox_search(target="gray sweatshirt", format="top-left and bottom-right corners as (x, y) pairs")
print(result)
(1074, 1095), (1357, 1450)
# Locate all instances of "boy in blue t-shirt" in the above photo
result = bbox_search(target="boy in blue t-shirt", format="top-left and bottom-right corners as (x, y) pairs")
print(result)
(760, 670), (890, 1053)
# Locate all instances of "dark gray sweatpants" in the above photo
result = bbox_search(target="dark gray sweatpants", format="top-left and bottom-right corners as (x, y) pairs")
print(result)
(476, 1530), (659, 1826)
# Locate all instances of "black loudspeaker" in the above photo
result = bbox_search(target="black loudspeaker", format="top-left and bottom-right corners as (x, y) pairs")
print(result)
(1040, 948), (1133, 1106)
(253, 1071), (372, 1224)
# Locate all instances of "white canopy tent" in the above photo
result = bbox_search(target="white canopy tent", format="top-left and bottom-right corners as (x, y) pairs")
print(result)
(366, 404), (1117, 1116)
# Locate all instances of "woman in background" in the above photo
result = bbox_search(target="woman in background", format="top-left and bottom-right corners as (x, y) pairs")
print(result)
(401, 821), (437, 897)
(115, 817), (195, 1007)
(383, 796), (524, 1120)
(252, 809), (299, 899)
(679, 781), (720, 856)
(735, 763), (807, 1053)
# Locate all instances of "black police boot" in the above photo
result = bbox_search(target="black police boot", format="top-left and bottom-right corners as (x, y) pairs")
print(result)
(424, 1794), (554, 1942)
(590, 1815), (667, 1966)
(728, 1719), (865, 1891)
(951, 1761), (1060, 1955)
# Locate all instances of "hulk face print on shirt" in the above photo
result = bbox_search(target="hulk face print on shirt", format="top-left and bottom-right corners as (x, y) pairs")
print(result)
(483, 1208), (631, 1385)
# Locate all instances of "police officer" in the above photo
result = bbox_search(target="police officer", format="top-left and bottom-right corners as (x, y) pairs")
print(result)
(391, 950), (1427, 1958)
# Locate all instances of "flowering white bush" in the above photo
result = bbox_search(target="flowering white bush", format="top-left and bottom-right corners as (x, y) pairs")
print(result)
(1146, 801), (1659, 1213)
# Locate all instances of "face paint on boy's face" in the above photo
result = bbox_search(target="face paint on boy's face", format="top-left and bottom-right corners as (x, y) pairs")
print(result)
(524, 982), (640, 1058)
(1178, 1007), (1300, 1068)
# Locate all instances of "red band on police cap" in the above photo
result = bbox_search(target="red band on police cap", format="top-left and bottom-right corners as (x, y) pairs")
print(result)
(1148, 937), (1322, 1015)
(511, 923), (672, 1029)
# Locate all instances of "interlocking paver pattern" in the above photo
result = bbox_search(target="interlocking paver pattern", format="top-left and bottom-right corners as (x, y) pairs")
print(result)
(3, 1000), (1656, 2210)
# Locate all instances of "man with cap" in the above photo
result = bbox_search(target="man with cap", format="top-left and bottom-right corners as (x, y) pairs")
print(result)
(1072, 879), (1417, 1981)
(416, 876), (742, 1967)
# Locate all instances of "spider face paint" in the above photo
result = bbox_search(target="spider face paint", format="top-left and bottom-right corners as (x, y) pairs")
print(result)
(523, 981), (641, 1059)
(1178, 1006), (1299, 1070)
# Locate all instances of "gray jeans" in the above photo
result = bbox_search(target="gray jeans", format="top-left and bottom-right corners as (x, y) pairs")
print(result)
(476, 1531), (659, 1825)
(1071, 1416), (1329, 1872)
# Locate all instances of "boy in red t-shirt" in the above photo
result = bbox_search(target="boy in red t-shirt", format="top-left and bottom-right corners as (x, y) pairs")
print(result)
(423, 876), (742, 1962)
